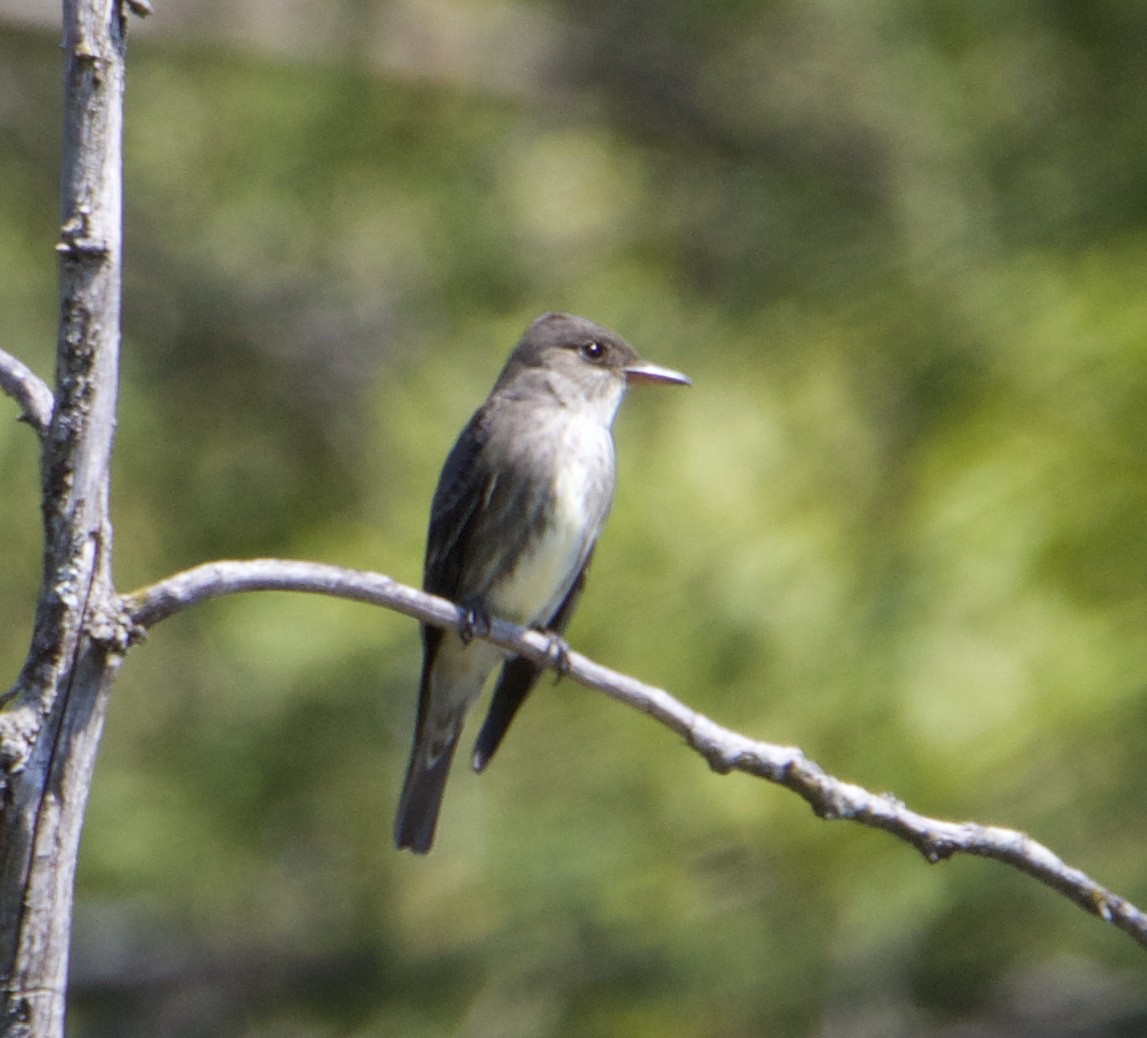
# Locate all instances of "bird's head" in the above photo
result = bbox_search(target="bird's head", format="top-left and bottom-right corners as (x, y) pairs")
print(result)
(494, 312), (690, 420)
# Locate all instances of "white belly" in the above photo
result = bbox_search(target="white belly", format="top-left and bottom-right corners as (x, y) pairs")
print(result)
(489, 414), (613, 625)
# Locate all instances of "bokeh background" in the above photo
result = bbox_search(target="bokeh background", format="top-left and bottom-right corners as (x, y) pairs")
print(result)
(4, 1), (1147, 1034)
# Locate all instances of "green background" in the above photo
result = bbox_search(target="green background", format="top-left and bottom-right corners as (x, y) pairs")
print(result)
(3, 2), (1147, 1033)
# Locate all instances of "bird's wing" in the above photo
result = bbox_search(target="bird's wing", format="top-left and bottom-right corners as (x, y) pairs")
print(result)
(417, 405), (544, 713)
(470, 544), (595, 772)
(423, 406), (546, 603)
(417, 439), (473, 686)
(398, 412), (507, 854)
(423, 414), (490, 602)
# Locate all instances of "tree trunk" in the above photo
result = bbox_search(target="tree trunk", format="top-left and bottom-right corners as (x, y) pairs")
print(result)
(0, 1), (127, 1034)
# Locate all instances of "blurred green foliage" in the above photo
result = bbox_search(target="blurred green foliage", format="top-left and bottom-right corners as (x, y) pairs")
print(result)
(3, 1), (1147, 1033)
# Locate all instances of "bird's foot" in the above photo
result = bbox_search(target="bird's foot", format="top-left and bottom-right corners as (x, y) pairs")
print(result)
(537, 629), (572, 681)
(459, 604), (492, 646)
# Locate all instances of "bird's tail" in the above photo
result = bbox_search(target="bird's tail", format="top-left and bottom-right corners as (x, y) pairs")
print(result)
(394, 734), (459, 854)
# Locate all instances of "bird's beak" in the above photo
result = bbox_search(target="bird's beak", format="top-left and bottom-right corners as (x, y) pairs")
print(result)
(624, 360), (691, 387)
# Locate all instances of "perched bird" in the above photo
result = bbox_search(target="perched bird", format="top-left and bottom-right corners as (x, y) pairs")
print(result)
(395, 312), (690, 853)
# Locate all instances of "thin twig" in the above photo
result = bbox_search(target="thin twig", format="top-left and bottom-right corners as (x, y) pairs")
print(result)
(0, 348), (54, 436)
(123, 557), (1147, 952)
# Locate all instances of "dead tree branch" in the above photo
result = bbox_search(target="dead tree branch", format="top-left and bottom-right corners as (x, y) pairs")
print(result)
(124, 558), (1147, 953)
(0, 350), (54, 436)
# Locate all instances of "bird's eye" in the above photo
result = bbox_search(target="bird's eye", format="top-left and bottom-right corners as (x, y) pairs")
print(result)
(581, 341), (606, 362)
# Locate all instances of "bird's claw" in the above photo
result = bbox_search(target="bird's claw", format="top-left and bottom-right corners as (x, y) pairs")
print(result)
(540, 631), (572, 681)
(459, 605), (491, 646)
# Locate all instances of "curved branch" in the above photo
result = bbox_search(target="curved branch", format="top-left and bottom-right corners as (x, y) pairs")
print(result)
(0, 347), (54, 436)
(124, 557), (1147, 951)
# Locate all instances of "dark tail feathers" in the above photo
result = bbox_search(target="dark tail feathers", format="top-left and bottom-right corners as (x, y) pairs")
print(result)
(394, 735), (459, 854)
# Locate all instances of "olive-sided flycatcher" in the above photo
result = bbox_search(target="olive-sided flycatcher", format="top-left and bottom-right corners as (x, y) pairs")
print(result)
(394, 312), (690, 853)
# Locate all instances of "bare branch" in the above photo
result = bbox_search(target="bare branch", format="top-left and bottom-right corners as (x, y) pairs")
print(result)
(124, 557), (1147, 952)
(126, 559), (438, 631)
(0, 347), (54, 436)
